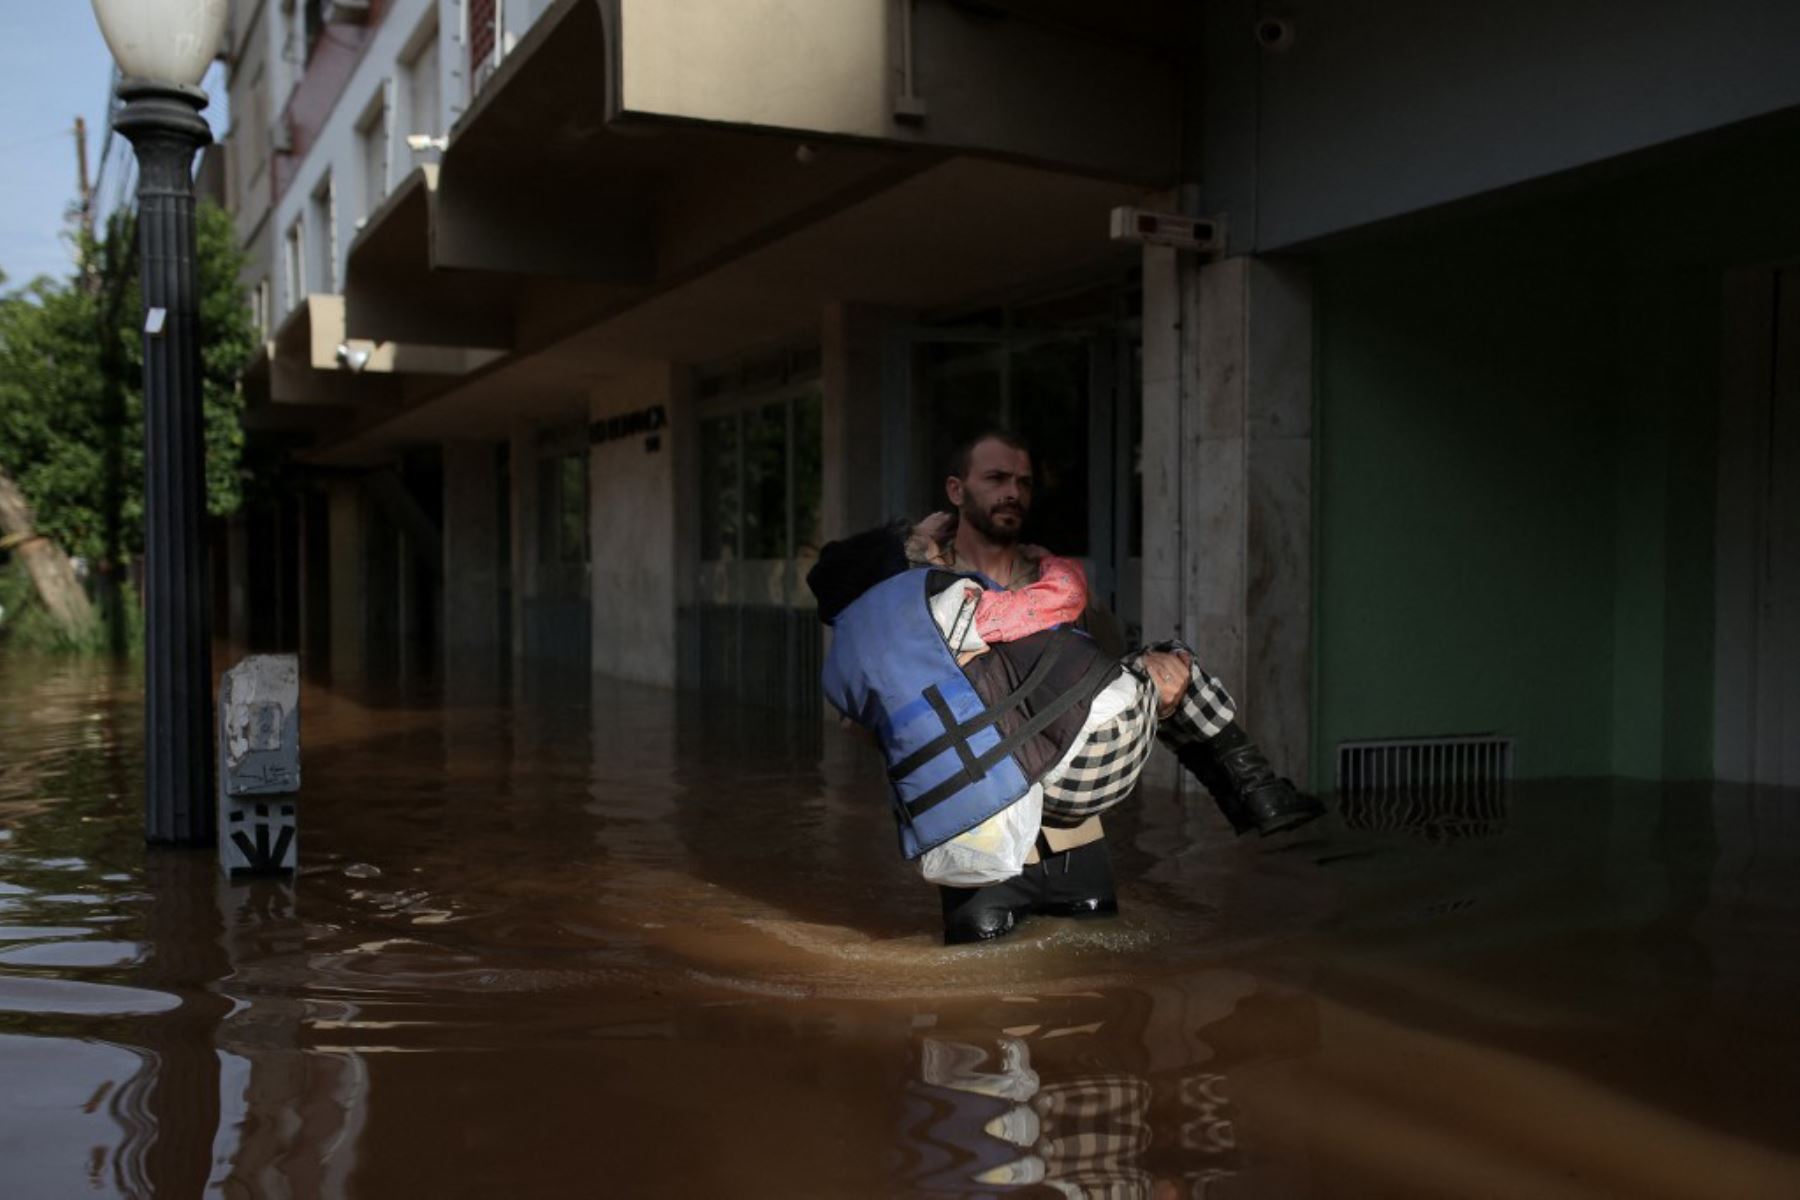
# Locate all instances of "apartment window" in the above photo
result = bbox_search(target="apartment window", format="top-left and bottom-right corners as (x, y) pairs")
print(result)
(357, 86), (390, 219)
(699, 384), (822, 563)
(538, 451), (589, 567)
(308, 175), (337, 294)
(253, 278), (272, 339)
(247, 67), (268, 183)
(402, 20), (440, 141)
(283, 221), (304, 312)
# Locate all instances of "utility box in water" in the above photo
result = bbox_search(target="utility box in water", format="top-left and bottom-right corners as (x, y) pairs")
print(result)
(217, 654), (300, 875)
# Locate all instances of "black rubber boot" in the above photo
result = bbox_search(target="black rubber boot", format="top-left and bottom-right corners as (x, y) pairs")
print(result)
(1029, 838), (1119, 919)
(938, 841), (1119, 944)
(1175, 723), (1324, 837)
(939, 872), (1031, 945)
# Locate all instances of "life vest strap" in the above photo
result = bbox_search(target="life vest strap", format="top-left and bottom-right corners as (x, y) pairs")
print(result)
(903, 652), (1119, 820)
(887, 640), (1068, 782)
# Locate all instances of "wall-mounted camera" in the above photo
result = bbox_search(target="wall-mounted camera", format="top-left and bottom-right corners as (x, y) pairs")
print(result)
(1256, 17), (1296, 52)
(334, 342), (371, 373)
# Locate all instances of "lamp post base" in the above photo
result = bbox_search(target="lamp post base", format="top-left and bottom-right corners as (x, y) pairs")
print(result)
(115, 80), (215, 846)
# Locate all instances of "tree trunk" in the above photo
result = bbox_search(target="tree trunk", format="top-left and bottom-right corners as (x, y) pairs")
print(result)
(0, 466), (97, 637)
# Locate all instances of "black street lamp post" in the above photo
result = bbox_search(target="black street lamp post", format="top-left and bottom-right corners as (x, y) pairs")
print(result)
(91, 2), (229, 845)
(119, 84), (214, 845)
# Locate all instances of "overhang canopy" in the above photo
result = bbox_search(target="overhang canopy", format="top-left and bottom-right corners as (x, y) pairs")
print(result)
(603, 0), (1183, 186)
(312, 156), (1143, 463)
(343, 0), (1180, 351)
(342, 167), (521, 347)
(434, 0), (931, 289)
(319, 0), (1181, 462)
(260, 297), (401, 409)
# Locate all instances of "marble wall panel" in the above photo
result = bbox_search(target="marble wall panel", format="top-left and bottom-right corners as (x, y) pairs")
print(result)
(1142, 251), (1314, 780)
(590, 363), (681, 687)
(1247, 435), (1313, 779)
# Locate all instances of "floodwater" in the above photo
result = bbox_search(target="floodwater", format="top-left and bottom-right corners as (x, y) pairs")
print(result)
(2, 653), (1799, 1199)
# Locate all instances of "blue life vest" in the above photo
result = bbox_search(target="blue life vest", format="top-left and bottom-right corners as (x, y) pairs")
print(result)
(822, 568), (1115, 859)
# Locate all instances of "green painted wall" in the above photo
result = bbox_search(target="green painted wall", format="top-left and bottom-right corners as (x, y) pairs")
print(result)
(1313, 215), (1717, 789)
(1610, 267), (1718, 780)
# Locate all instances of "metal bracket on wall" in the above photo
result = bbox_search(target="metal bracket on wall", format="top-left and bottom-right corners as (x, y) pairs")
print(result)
(894, 0), (928, 123)
(1108, 207), (1225, 256)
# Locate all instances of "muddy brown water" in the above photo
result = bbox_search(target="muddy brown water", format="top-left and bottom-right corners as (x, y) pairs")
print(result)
(1, 651), (1798, 1199)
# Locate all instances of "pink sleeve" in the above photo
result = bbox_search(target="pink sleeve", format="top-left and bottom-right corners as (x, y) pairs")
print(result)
(974, 556), (1089, 643)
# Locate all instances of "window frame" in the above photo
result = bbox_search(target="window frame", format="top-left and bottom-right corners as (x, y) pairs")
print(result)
(355, 82), (391, 222)
(400, 13), (442, 141)
(533, 425), (590, 573)
(697, 377), (821, 567)
(283, 220), (305, 313)
(307, 174), (337, 295)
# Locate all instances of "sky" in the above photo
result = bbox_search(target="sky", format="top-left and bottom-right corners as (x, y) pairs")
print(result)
(0, 4), (228, 289)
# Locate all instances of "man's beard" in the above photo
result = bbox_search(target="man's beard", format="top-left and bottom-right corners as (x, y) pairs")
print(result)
(961, 497), (1025, 544)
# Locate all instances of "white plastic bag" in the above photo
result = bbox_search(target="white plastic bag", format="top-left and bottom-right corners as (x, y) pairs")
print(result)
(918, 784), (1042, 886)
(928, 577), (989, 655)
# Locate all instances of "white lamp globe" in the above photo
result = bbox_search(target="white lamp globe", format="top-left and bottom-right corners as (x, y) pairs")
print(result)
(91, 0), (229, 88)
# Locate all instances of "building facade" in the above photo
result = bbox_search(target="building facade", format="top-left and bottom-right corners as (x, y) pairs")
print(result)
(221, 0), (1800, 791)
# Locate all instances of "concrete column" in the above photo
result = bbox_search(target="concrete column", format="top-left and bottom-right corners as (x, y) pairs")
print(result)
(1140, 245), (1193, 649)
(1717, 266), (1800, 786)
(363, 504), (401, 680)
(297, 492), (330, 667)
(1141, 250), (1314, 781)
(590, 362), (680, 687)
(821, 304), (893, 540)
(324, 477), (368, 684)
(274, 495), (300, 653)
(507, 425), (536, 666)
(442, 440), (504, 692)
(395, 530), (419, 681)
(225, 512), (250, 648)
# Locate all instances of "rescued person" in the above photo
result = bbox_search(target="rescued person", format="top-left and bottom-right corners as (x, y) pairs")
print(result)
(807, 431), (1323, 944)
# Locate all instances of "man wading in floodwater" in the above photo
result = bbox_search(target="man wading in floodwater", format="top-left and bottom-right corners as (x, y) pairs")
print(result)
(807, 430), (1323, 945)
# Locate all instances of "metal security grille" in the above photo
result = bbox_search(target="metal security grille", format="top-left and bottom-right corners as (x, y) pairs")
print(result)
(1335, 735), (1513, 841)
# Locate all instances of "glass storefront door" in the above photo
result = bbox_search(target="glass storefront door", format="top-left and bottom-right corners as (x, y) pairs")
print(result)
(905, 275), (1143, 638)
(686, 351), (824, 714)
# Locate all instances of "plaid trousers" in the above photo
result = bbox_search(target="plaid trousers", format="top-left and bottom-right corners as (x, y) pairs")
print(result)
(1040, 644), (1237, 828)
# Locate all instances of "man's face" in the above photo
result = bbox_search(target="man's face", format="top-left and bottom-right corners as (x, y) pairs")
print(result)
(947, 439), (1033, 544)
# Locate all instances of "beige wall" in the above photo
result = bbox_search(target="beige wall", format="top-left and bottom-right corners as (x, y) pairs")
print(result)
(610, 0), (1177, 185)
(617, 0), (888, 137)
(589, 363), (682, 686)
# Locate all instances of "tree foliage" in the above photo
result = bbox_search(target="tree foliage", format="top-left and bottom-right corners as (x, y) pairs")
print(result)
(0, 201), (257, 566)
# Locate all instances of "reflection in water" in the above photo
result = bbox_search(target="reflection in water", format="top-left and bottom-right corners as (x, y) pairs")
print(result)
(2, 651), (1800, 1196)
(899, 975), (1319, 1198)
(0, 1033), (155, 1196)
(1336, 787), (1508, 843)
(210, 878), (371, 1197)
(909, 1034), (1162, 1195)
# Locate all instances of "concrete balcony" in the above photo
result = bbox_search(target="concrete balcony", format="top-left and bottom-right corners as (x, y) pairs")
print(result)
(602, 0), (1182, 185)
(243, 290), (503, 453)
